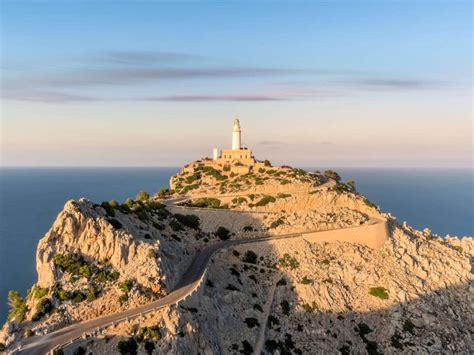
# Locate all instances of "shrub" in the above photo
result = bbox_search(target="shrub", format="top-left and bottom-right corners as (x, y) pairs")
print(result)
(71, 291), (86, 304)
(276, 278), (287, 286)
(0, 344), (5, 352)
(278, 253), (300, 270)
(147, 249), (158, 259)
(243, 225), (254, 232)
(255, 195), (276, 207)
(263, 160), (272, 167)
(301, 302), (317, 313)
(174, 213), (200, 229)
(369, 287), (389, 300)
(118, 294), (129, 304)
(29, 285), (49, 299)
(86, 285), (100, 301)
(136, 325), (162, 342)
(280, 179), (290, 185)
(101, 201), (115, 217)
(216, 226), (230, 240)
(300, 276), (313, 285)
(7, 290), (27, 322)
(277, 193), (291, 199)
(32, 298), (53, 321)
(267, 314), (280, 328)
(253, 304), (263, 312)
(232, 197), (247, 205)
(403, 319), (416, 334)
(117, 337), (138, 355)
(244, 317), (260, 328)
(53, 254), (93, 278)
(157, 187), (171, 198)
(269, 218), (285, 229)
(144, 341), (155, 355)
(53, 348), (64, 355)
(118, 279), (134, 294)
(189, 198), (222, 209)
(242, 250), (258, 264)
(363, 198), (377, 209)
(169, 220), (183, 231)
(281, 300), (290, 315)
(324, 170), (341, 182)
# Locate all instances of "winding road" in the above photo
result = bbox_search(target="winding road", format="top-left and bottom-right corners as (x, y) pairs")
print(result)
(12, 186), (386, 354)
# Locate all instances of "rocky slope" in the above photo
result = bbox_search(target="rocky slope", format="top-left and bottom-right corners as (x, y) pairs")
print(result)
(1, 160), (472, 354)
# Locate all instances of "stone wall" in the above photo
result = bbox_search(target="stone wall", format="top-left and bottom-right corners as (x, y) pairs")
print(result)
(302, 218), (389, 250)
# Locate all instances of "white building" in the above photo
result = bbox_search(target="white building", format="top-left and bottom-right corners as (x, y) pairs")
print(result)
(213, 119), (254, 163)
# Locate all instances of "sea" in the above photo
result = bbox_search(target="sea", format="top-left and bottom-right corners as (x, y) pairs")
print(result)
(0, 167), (472, 322)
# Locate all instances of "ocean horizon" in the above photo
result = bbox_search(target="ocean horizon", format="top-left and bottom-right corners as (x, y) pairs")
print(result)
(0, 166), (472, 322)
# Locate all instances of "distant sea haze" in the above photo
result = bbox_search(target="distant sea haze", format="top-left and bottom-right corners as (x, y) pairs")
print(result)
(0, 167), (472, 322)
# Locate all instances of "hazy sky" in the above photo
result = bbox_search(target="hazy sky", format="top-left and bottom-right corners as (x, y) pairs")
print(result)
(1, 0), (472, 167)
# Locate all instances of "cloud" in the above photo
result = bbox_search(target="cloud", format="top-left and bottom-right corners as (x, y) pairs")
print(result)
(2, 90), (98, 102)
(349, 78), (442, 90)
(94, 50), (205, 65)
(258, 141), (287, 146)
(145, 94), (286, 102)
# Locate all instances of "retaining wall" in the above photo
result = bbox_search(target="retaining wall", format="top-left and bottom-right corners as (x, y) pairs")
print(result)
(302, 219), (389, 250)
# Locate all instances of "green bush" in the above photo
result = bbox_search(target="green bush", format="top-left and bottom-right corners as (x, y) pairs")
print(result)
(324, 170), (341, 182)
(279, 179), (290, 185)
(369, 287), (389, 300)
(363, 198), (377, 209)
(32, 298), (53, 321)
(269, 218), (285, 229)
(7, 290), (27, 322)
(29, 285), (49, 299)
(244, 317), (260, 328)
(255, 195), (276, 207)
(157, 187), (171, 198)
(188, 198), (222, 209)
(53, 348), (64, 355)
(300, 276), (313, 285)
(136, 325), (162, 342)
(118, 294), (128, 304)
(232, 197), (247, 205)
(118, 279), (134, 294)
(253, 304), (263, 312)
(301, 302), (317, 313)
(73, 346), (87, 355)
(263, 160), (272, 167)
(169, 219), (183, 231)
(278, 253), (300, 270)
(268, 314), (280, 328)
(71, 291), (86, 304)
(276, 278), (287, 286)
(277, 193), (291, 199)
(147, 249), (158, 259)
(53, 254), (93, 279)
(216, 226), (230, 240)
(173, 214), (200, 229)
(117, 337), (138, 355)
(86, 285), (100, 301)
(136, 191), (150, 202)
(242, 250), (258, 264)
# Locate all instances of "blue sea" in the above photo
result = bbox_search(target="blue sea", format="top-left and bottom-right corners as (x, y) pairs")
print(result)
(0, 167), (472, 321)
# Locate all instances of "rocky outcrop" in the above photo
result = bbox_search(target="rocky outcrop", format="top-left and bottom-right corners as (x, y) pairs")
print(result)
(36, 198), (189, 293)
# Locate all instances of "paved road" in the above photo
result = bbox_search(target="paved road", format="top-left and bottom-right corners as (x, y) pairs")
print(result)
(13, 184), (376, 354)
(14, 233), (302, 354)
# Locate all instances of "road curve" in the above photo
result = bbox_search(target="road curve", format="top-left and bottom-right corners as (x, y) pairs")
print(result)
(14, 233), (302, 355)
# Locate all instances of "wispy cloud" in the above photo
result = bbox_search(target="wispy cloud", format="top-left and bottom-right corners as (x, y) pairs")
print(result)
(145, 94), (285, 102)
(258, 141), (287, 146)
(1, 49), (446, 103)
(93, 50), (205, 65)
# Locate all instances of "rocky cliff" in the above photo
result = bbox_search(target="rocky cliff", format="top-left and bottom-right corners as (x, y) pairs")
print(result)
(1, 161), (472, 354)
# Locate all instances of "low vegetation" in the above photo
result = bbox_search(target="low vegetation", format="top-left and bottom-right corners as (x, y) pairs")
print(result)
(7, 290), (27, 323)
(216, 226), (230, 240)
(278, 253), (300, 270)
(255, 195), (276, 207)
(369, 287), (389, 300)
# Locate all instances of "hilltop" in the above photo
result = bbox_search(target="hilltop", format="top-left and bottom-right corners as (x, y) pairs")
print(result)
(1, 159), (472, 354)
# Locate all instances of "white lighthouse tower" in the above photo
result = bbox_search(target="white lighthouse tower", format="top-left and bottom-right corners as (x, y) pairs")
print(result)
(232, 118), (241, 150)
(213, 118), (253, 163)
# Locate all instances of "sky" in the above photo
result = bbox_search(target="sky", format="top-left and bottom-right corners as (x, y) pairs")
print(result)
(0, 0), (472, 168)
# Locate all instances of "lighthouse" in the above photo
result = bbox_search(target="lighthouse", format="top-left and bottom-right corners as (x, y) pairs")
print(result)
(213, 118), (254, 163)
(232, 118), (241, 150)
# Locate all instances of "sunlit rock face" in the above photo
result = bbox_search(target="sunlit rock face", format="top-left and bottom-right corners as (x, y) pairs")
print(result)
(1, 159), (472, 354)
